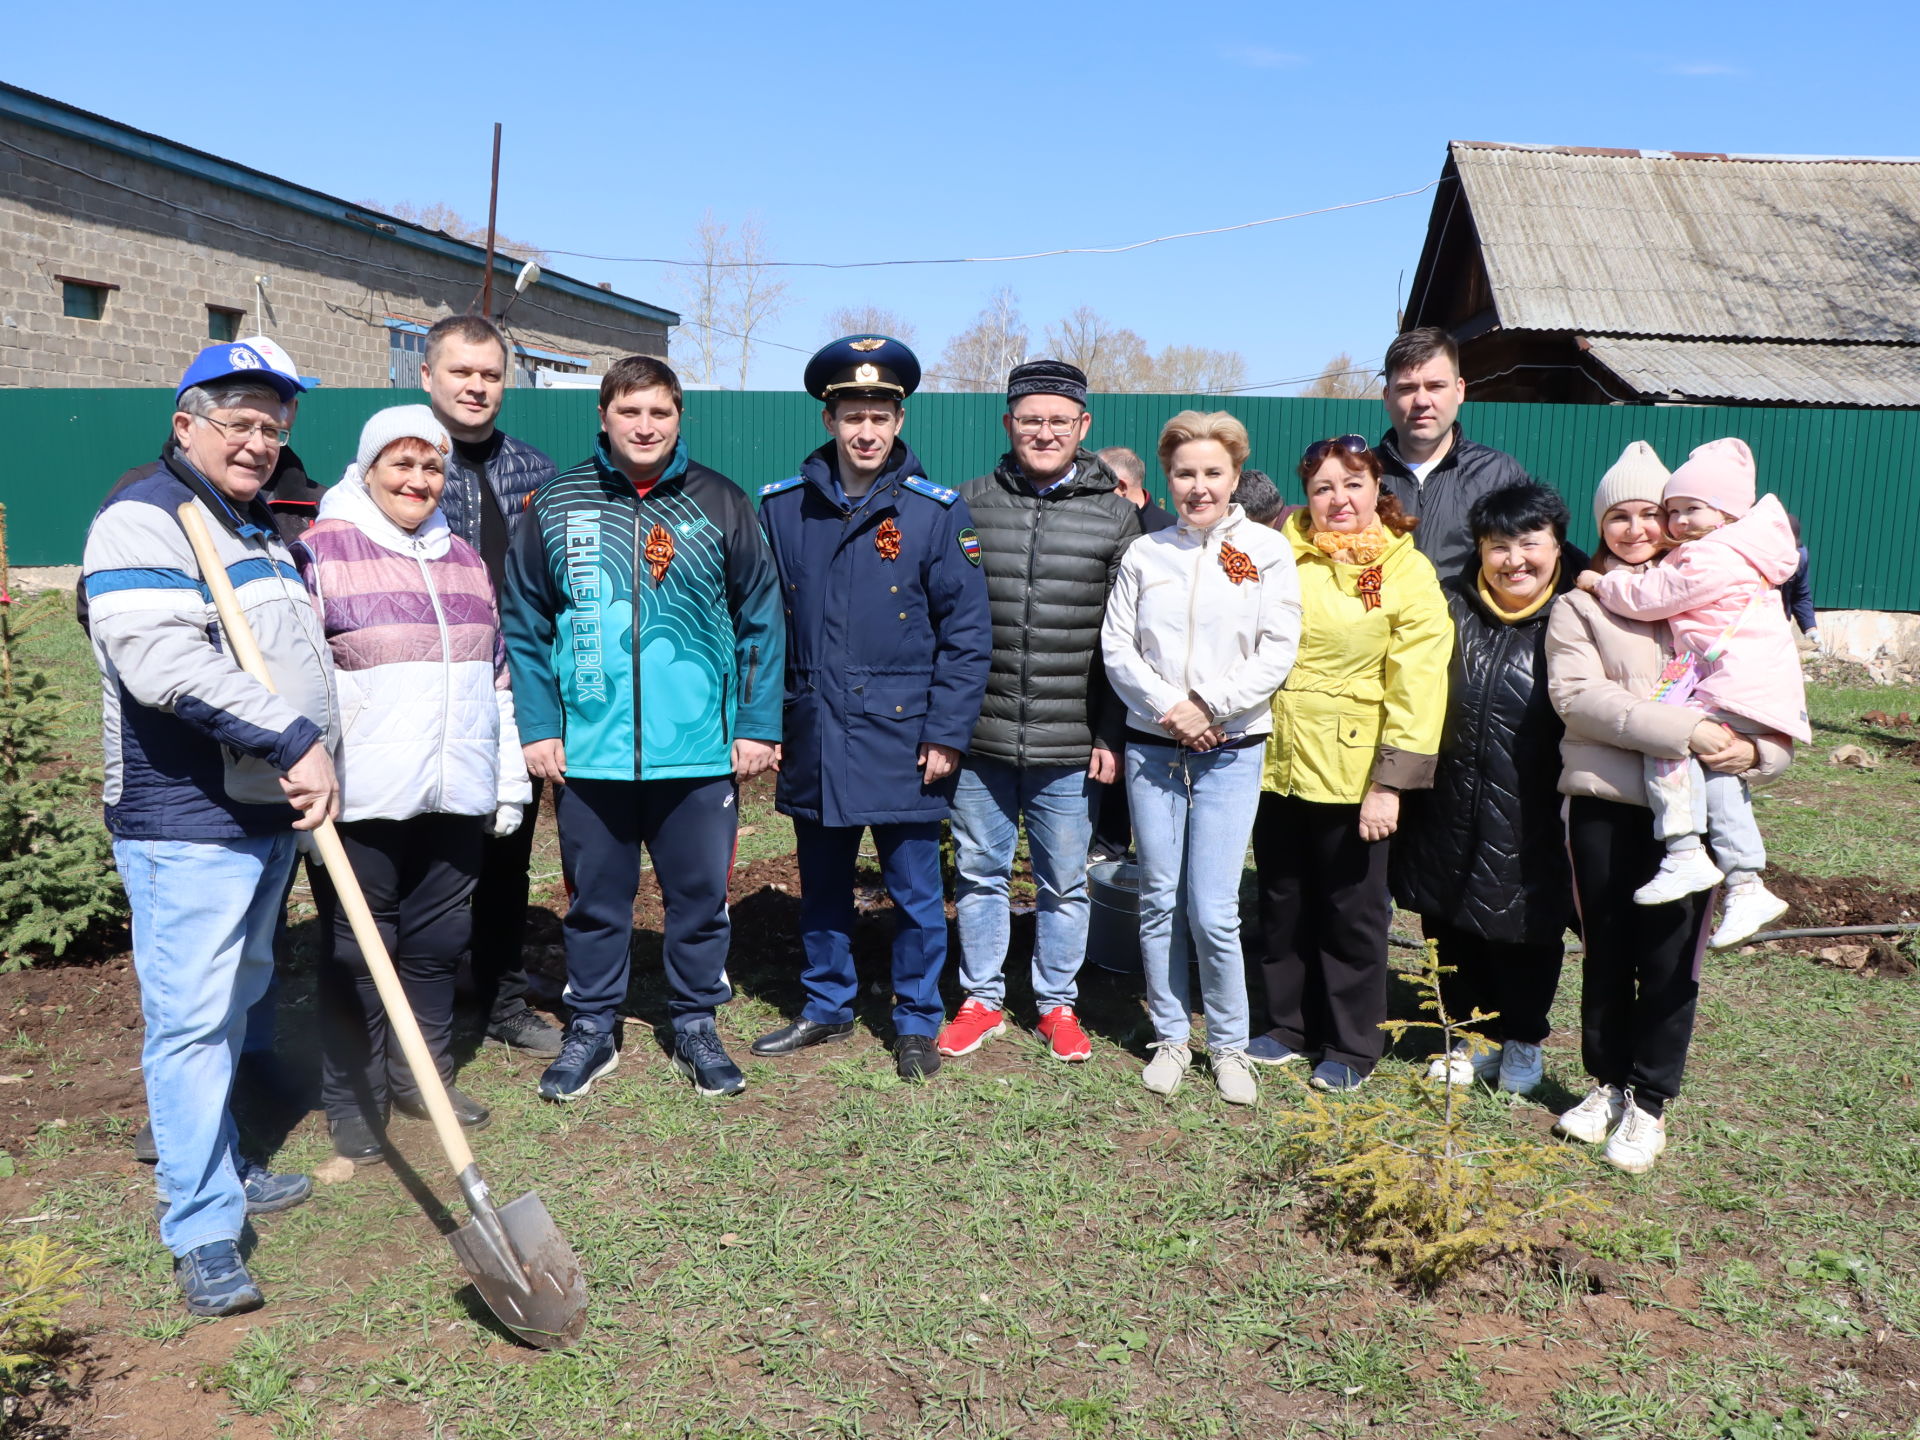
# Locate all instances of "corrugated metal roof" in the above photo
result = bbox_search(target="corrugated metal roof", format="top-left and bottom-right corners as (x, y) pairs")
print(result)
(1453, 142), (1920, 343)
(1582, 338), (1920, 407)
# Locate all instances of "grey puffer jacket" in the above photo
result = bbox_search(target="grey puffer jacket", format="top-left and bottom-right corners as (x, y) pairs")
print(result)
(1377, 424), (1533, 589)
(960, 450), (1142, 768)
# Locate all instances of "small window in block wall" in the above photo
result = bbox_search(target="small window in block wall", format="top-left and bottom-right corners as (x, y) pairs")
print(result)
(208, 306), (244, 342)
(61, 280), (110, 320)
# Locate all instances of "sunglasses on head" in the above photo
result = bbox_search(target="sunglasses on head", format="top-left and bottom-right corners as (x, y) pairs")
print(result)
(1301, 434), (1371, 466)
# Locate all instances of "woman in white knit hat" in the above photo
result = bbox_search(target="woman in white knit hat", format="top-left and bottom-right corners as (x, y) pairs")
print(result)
(1544, 442), (1792, 1175)
(299, 405), (532, 1163)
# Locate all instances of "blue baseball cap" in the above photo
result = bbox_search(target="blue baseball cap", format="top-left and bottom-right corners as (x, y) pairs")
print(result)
(175, 342), (305, 404)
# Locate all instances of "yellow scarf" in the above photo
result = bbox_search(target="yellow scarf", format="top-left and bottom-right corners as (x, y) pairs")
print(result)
(1477, 564), (1560, 623)
(1310, 521), (1390, 567)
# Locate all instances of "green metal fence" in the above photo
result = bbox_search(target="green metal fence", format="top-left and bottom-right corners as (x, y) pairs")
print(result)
(4, 388), (1915, 610)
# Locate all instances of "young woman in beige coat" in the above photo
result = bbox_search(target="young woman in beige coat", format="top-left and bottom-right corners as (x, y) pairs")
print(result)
(1546, 442), (1791, 1175)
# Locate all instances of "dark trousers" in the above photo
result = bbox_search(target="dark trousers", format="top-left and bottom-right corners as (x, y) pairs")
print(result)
(468, 777), (543, 1025)
(555, 776), (736, 1035)
(312, 814), (483, 1122)
(793, 819), (947, 1038)
(1251, 792), (1393, 1074)
(1421, 917), (1563, 1045)
(1090, 751), (1133, 858)
(1567, 796), (1713, 1114)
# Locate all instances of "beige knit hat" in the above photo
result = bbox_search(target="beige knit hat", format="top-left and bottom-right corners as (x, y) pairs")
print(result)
(1592, 441), (1670, 528)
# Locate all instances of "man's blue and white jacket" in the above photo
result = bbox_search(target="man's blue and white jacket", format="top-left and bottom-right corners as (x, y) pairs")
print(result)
(80, 447), (338, 840)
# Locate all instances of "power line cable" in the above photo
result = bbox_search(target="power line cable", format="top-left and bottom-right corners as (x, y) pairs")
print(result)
(547, 182), (1443, 269)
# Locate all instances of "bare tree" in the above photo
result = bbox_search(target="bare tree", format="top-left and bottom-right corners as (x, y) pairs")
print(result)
(931, 287), (1029, 391)
(1148, 345), (1249, 394)
(670, 210), (734, 386)
(823, 306), (917, 346)
(726, 214), (791, 389)
(1301, 350), (1382, 399)
(1044, 307), (1151, 392)
(362, 200), (547, 262)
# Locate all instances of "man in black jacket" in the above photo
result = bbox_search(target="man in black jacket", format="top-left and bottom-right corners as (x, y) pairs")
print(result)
(937, 361), (1141, 1065)
(1376, 327), (1533, 587)
(419, 315), (564, 1058)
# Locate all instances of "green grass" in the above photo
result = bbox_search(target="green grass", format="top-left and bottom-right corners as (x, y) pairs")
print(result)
(13, 604), (1920, 1437)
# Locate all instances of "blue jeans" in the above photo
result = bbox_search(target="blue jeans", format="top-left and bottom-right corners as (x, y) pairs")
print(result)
(951, 758), (1099, 1013)
(794, 820), (947, 1037)
(1127, 741), (1263, 1053)
(114, 833), (295, 1257)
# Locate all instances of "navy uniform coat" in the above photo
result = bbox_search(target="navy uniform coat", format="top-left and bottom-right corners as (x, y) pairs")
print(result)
(759, 441), (991, 828)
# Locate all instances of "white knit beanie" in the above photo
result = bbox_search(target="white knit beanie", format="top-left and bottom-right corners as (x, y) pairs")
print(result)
(1592, 441), (1670, 528)
(354, 404), (451, 477)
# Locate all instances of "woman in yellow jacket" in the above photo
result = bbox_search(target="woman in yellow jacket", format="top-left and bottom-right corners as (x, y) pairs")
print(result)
(1248, 435), (1453, 1091)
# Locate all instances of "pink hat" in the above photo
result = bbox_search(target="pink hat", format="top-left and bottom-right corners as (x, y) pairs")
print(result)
(1664, 437), (1755, 518)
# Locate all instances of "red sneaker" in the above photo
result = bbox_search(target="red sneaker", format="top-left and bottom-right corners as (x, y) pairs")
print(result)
(1036, 1006), (1092, 1063)
(937, 999), (1007, 1057)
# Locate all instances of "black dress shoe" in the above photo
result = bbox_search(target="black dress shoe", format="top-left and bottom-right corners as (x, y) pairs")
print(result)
(393, 1084), (492, 1131)
(329, 1112), (386, 1164)
(896, 1034), (941, 1082)
(751, 1018), (855, 1056)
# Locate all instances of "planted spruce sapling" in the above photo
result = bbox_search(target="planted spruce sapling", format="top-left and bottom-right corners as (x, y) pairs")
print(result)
(1281, 940), (1603, 1287)
(0, 506), (125, 968)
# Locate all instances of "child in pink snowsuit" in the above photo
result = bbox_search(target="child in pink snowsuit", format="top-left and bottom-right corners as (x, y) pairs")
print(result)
(1579, 438), (1811, 949)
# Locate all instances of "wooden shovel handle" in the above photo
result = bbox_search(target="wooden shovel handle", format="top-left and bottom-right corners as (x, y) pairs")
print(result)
(177, 501), (477, 1175)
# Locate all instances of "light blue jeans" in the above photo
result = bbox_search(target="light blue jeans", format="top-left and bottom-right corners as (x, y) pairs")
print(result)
(1645, 755), (1767, 884)
(114, 833), (294, 1257)
(1128, 740), (1264, 1053)
(951, 758), (1100, 1013)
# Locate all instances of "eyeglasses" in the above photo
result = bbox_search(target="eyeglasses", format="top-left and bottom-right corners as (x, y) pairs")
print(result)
(1011, 415), (1082, 436)
(1301, 434), (1370, 466)
(197, 414), (290, 447)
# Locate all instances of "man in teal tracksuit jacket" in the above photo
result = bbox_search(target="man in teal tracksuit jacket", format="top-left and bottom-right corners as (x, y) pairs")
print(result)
(502, 356), (783, 1100)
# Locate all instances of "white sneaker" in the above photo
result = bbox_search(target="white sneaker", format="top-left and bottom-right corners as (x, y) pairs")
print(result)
(1555, 1083), (1625, 1144)
(1711, 880), (1790, 949)
(1424, 1039), (1502, 1086)
(1603, 1095), (1667, 1174)
(1213, 1050), (1257, 1107)
(1633, 847), (1724, 906)
(1143, 1040), (1192, 1097)
(1498, 1040), (1545, 1094)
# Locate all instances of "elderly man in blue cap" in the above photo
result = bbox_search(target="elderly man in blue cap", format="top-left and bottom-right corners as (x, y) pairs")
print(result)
(751, 336), (992, 1080)
(80, 343), (339, 1317)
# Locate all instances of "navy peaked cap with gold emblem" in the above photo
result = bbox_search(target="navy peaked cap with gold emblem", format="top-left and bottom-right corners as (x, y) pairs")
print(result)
(805, 334), (921, 403)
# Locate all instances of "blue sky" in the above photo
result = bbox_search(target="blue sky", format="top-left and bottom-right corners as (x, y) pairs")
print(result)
(9, 1), (1916, 390)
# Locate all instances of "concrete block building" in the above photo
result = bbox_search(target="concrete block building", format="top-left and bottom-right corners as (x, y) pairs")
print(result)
(0, 82), (677, 390)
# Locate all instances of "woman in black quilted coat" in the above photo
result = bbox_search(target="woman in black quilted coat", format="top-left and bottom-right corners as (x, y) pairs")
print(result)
(1391, 483), (1580, 1096)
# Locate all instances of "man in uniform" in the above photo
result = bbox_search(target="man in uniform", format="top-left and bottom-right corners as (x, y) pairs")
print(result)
(751, 336), (991, 1081)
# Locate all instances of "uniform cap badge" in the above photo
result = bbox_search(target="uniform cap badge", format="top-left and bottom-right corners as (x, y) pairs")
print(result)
(849, 338), (886, 352)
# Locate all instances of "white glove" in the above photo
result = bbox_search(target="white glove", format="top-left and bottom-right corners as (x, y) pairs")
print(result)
(490, 803), (525, 838)
(294, 829), (325, 868)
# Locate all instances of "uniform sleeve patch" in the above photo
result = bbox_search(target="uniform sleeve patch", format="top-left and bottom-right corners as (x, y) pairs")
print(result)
(903, 476), (958, 506)
(958, 528), (982, 565)
(759, 475), (804, 500)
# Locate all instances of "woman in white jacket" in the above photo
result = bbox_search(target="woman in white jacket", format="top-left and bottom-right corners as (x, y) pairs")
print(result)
(1101, 411), (1302, 1105)
(300, 406), (531, 1162)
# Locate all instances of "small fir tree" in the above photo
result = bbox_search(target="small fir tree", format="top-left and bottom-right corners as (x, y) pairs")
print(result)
(1281, 940), (1603, 1288)
(0, 506), (126, 968)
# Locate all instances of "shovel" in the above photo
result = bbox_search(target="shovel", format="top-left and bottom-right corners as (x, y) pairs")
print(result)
(179, 501), (588, 1349)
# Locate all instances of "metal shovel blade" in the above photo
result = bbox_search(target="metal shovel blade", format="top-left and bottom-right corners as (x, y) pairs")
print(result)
(447, 1183), (588, 1350)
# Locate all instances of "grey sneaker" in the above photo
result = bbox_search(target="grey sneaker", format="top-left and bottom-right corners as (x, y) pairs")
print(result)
(1142, 1040), (1192, 1097)
(1213, 1051), (1258, 1106)
(1498, 1041), (1545, 1094)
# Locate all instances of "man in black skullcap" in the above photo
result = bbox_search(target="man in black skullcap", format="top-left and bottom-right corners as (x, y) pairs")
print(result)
(937, 360), (1141, 1066)
(750, 337), (991, 1081)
